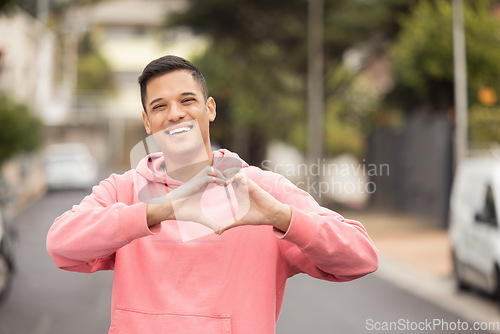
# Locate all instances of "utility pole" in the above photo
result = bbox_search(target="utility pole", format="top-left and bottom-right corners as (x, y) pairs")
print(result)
(35, 0), (53, 120)
(307, 0), (324, 201)
(452, 0), (468, 166)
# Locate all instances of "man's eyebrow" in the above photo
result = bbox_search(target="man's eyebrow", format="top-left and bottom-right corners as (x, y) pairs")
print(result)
(148, 97), (163, 107)
(148, 92), (197, 107)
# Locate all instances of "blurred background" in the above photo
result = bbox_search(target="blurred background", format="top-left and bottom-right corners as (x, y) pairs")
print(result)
(0, 0), (500, 333)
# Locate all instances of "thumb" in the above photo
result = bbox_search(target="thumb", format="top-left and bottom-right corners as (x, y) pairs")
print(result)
(194, 212), (221, 234)
(216, 218), (238, 235)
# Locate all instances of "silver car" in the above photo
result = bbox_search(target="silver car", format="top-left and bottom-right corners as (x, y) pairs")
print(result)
(44, 143), (99, 190)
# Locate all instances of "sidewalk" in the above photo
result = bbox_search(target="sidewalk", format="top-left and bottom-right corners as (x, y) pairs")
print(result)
(343, 209), (500, 331)
(343, 209), (452, 279)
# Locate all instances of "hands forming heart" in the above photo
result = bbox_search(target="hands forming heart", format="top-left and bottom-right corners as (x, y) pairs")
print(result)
(166, 165), (248, 234)
(146, 165), (290, 237)
(134, 130), (291, 240)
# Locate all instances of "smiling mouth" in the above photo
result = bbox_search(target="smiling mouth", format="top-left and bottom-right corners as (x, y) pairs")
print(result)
(165, 123), (194, 136)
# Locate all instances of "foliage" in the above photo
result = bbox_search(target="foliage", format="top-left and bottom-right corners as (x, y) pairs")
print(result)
(324, 64), (382, 158)
(469, 104), (500, 147)
(77, 52), (116, 92)
(323, 0), (419, 60)
(191, 42), (305, 148)
(165, 0), (421, 161)
(166, 1), (308, 162)
(77, 32), (116, 93)
(0, 94), (44, 165)
(391, 0), (500, 110)
(0, 0), (17, 14)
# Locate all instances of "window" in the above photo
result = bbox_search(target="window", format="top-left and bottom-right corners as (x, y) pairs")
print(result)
(476, 185), (498, 227)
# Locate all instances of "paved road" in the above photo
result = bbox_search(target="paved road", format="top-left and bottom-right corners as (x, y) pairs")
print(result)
(0, 190), (496, 334)
(276, 273), (495, 334)
(0, 189), (113, 334)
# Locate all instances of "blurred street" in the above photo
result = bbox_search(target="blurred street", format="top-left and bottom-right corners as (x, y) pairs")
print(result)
(0, 190), (498, 334)
(278, 209), (500, 334)
(0, 190), (113, 334)
(1, 0), (500, 333)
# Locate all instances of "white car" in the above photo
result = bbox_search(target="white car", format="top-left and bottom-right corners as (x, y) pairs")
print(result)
(449, 157), (500, 302)
(44, 143), (99, 190)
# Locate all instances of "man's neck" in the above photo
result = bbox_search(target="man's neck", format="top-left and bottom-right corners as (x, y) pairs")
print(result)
(163, 148), (213, 183)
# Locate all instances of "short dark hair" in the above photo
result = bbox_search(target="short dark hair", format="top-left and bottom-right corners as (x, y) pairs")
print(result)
(138, 55), (208, 112)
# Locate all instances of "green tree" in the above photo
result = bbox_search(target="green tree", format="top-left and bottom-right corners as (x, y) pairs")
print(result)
(166, 0), (419, 162)
(390, 0), (500, 148)
(0, 0), (17, 14)
(77, 32), (116, 93)
(323, 64), (383, 158)
(167, 0), (308, 163)
(469, 105), (500, 147)
(0, 94), (44, 165)
(391, 0), (500, 110)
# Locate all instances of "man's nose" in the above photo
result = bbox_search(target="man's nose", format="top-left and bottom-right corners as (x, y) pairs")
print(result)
(167, 104), (186, 122)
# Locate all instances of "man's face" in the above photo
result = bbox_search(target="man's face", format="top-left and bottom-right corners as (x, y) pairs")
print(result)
(142, 70), (216, 159)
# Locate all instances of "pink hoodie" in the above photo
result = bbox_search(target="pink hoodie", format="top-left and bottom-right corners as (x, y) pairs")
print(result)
(46, 149), (378, 334)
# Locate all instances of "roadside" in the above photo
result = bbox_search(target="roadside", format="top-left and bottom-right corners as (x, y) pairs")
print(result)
(344, 209), (500, 332)
(347, 209), (452, 278)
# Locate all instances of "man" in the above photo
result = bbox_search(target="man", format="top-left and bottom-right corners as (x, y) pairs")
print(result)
(47, 55), (378, 334)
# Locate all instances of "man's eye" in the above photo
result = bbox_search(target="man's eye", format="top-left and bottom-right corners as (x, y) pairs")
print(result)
(182, 98), (195, 103)
(153, 104), (166, 110)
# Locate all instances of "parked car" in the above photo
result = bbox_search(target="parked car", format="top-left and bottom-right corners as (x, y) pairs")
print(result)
(0, 177), (14, 304)
(44, 143), (99, 190)
(449, 157), (500, 303)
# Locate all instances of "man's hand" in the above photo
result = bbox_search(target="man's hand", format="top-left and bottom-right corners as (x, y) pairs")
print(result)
(216, 169), (292, 234)
(146, 167), (291, 235)
(146, 165), (225, 229)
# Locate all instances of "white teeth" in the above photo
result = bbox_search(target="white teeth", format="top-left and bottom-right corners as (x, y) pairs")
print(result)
(167, 126), (191, 135)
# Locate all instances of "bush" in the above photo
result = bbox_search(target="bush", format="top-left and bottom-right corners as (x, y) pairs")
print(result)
(0, 94), (44, 165)
(469, 104), (500, 147)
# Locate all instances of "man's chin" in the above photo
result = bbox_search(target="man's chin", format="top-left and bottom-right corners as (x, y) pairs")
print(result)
(161, 142), (210, 163)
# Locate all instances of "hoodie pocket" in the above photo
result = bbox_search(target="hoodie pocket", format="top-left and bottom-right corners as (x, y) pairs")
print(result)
(109, 307), (232, 334)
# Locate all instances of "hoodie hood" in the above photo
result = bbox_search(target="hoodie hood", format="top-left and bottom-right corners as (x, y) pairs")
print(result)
(135, 149), (249, 187)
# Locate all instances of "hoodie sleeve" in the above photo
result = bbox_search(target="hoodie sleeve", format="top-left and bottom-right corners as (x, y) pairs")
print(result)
(46, 173), (160, 273)
(268, 175), (379, 282)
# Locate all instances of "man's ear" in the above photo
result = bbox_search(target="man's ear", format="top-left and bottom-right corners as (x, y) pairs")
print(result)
(142, 111), (152, 134)
(207, 97), (216, 122)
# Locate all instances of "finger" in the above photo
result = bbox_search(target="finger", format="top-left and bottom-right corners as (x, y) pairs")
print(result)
(224, 169), (247, 187)
(179, 166), (225, 193)
(170, 165), (228, 203)
(227, 171), (249, 190)
(229, 174), (251, 220)
(210, 166), (216, 184)
(204, 166), (226, 186)
(203, 175), (226, 186)
(197, 165), (224, 179)
(195, 213), (235, 236)
(222, 167), (243, 183)
(216, 219), (238, 235)
(205, 165), (226, 181)
(196, 213), (221, 232)
(210, 166), (226, 185)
